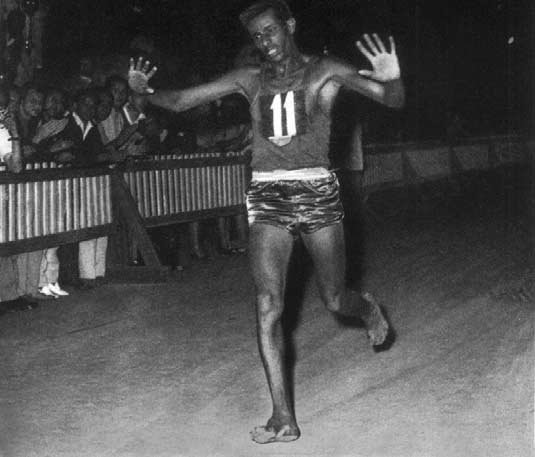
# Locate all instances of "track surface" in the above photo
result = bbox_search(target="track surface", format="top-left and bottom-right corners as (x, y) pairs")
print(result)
(0, 183), (533, 457)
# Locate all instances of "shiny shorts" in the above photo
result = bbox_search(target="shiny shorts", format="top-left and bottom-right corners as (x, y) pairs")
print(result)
(246, 169), (344, 236)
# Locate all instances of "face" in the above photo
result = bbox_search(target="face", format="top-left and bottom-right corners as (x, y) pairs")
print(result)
(21, 89), (44, 118)
(246, 9), (294, 63)
(76, 95), (97, 123)
(44, 91), (65, 120)
(109, 80), (128, 109)
(95, 92), (113, 122)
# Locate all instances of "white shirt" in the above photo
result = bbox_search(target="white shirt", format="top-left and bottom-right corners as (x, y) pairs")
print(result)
(123, 103), (146, 126)
(0, 124), (12, 162)
(72, 112), (94, 140)
(99, 108), (124, 143)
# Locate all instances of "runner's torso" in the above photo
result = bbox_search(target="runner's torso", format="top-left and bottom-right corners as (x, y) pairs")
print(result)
(246, 55), (336, 172)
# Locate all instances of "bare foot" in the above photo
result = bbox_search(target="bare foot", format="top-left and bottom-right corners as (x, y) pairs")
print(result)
(360, 292), (389, 346)
(250, 417), (301, 444)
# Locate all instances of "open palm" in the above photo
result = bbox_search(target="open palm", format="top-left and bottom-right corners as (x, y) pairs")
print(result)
(128, 57), (158, 94)
(356, 34), (400, 82)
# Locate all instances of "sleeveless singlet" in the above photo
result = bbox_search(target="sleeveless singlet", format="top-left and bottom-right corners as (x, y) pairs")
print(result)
(248, 56), (331, 172)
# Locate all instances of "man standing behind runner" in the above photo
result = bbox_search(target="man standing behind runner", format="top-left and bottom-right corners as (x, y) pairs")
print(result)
(128, 0), (405, 444)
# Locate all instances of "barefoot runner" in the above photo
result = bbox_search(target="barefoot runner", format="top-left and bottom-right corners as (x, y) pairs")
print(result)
(128, 0), (405, 444)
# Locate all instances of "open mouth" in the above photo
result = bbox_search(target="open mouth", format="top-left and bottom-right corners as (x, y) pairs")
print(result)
(266, 48), (279, 59)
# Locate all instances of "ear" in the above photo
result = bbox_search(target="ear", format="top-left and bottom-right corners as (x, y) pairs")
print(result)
(286, 17), (296, 34)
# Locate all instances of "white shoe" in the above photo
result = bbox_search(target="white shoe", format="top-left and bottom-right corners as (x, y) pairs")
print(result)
(48, 282), (69, 296)
(39, 284), (59, 298)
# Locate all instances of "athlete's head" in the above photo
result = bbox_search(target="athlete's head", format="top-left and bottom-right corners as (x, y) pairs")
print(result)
(239, 0), (296, 63)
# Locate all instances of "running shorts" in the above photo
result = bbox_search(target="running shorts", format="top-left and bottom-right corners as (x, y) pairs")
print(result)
(246, 167), (344, 236)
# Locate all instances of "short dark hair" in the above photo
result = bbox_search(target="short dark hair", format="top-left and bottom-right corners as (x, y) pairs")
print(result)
(239, 0), (292, 27)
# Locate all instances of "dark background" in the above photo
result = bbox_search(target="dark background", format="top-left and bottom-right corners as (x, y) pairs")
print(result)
(43, 0), (534, 142)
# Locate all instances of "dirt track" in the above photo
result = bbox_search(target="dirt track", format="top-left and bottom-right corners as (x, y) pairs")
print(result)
(0, 182), (533, 457)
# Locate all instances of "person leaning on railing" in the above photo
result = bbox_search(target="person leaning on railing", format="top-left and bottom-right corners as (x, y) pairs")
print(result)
(30, 86), (71, 298)
(0, 105), (39, 314)
(59, 88), (115, 289)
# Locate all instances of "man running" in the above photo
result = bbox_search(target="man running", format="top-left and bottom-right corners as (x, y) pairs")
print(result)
(128, 0), (405, 444)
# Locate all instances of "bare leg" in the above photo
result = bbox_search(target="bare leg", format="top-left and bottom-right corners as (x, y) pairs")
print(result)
(248, 224), (301, 444)
(301, 223), (389, 345)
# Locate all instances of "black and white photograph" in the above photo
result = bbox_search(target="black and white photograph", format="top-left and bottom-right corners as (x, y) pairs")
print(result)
(0, 0), (533, 456)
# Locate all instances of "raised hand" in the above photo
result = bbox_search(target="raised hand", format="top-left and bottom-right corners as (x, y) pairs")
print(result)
(356, 34), (400, 82)
(128, 57), (158, 94)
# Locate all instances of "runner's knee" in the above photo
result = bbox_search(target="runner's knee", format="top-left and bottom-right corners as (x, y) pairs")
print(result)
(256, 291), (284, 325)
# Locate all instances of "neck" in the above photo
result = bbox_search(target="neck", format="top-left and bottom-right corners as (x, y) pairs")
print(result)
(266, 44), (304, 79)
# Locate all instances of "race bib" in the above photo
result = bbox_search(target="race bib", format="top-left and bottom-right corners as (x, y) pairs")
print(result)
(260, 90), (307, 145)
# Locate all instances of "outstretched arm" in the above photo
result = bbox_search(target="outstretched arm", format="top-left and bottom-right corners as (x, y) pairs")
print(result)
(327, 34), (405, 108)
(128, 58), (254, 113)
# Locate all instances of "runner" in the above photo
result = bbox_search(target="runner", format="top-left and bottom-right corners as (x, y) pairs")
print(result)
(128, 0), (405, 444)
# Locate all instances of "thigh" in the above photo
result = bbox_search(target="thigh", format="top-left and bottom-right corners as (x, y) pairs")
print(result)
(301, 223), (346, 299)
(248, 223), (294, 295)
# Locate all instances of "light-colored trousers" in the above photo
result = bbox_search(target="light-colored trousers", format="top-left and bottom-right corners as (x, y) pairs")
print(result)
(39, 247), (60, 287)
(79, 237), (108, 279)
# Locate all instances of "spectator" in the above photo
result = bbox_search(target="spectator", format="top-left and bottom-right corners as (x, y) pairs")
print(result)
(61, 88), (110, 288)
(98, 76), (142, 158)
(14, 82), (44, 161)
(32, 87), (71, 298)
(121, 91), (149, 157)
(59, 88), (111, 166)
(100, 75), (127, 142)
(12, 82), (45, 300)
(93, 87), (124, 162)
(0, 101), (38, 314)
(32, 86), (73, 162)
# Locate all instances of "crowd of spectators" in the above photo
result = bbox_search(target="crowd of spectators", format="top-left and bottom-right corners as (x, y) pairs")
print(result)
(0, 52), (251, 316)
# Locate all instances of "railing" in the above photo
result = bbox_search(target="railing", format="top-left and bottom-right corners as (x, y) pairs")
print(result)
(0, 136), (531, 261)
(0, 163), (113, 256)
(119, 150), (250, 227)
